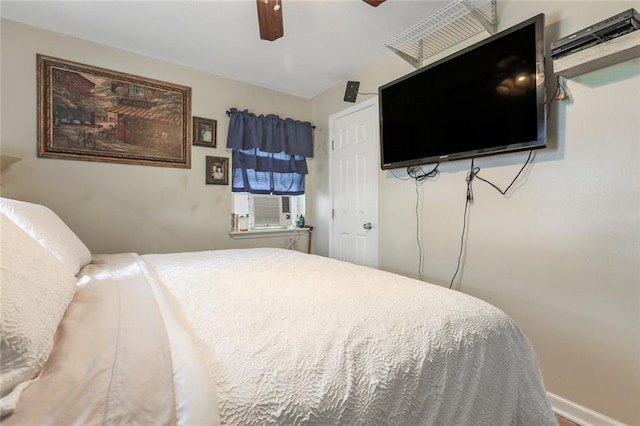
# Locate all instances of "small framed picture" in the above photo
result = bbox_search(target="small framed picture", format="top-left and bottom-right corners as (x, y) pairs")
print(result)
(206, 156), (228, 185)
(193, 116), (217, 148)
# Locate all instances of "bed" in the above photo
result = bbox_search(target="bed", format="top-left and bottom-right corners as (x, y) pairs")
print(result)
(0, 197), (557, 425)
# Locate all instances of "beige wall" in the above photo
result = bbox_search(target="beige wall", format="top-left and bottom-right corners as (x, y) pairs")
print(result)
(2, 2), (639, 423)
(311, 1), (639, 424)
(0, 19), (313, 254)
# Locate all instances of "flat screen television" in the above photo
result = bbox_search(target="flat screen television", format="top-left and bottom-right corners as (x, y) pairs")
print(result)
(379, 14), (546, 170)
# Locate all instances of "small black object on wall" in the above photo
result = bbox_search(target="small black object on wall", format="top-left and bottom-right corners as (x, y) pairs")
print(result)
(344, 81), (360, 103)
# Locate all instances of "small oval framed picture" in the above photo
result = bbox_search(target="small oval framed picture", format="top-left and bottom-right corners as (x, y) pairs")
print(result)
(193, 116), (217, 148)
(206, 156), (228, 185)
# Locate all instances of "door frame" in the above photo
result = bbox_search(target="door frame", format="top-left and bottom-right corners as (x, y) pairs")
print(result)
(328, 96), (380, 266)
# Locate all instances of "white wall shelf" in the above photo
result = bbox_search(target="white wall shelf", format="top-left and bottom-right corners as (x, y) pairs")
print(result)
(553, 30), (640, 78)
(385, 0), (497, 68)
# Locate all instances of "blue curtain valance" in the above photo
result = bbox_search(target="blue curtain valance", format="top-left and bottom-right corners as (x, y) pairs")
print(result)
(226, 108), (313, 158)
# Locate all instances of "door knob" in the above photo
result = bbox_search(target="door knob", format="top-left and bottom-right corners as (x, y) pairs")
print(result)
(363, 222), (373, 230)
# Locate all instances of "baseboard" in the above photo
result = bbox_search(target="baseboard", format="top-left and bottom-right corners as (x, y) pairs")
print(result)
(547, 392), (626, 426)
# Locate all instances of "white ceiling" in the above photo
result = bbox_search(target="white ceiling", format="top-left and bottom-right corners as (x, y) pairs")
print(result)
(0, 0), (453, 98)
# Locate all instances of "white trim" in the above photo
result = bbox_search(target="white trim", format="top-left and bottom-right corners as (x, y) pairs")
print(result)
(547, 392), (627, 426)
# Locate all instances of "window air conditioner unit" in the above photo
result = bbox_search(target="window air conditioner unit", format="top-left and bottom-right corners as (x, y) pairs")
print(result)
(250, 195), (292, 228)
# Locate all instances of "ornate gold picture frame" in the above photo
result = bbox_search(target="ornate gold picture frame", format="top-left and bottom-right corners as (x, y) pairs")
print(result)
(37, 54), (192, 168)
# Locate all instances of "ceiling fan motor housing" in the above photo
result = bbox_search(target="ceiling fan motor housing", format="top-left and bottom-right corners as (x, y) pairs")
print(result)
(256, 0), (385, 42)
(256, 0), (283, 41)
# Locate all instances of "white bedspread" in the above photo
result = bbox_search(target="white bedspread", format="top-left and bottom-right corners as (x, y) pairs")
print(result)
(141, 248), (556, 425)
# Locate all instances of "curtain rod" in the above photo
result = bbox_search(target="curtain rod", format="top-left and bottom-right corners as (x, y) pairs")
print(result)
(226, 110), (315, 129)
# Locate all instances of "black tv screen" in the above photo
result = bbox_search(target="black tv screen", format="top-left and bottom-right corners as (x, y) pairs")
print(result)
(379, 14), (546, 170)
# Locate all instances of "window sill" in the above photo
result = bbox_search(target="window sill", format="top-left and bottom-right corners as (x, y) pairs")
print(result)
(229, 226), (312, 240)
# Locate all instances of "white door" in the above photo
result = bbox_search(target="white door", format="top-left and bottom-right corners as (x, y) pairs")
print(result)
(329, 97), (379, 268)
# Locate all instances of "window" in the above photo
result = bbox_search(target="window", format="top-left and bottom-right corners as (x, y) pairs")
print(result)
(226, 108), (313, 196)
(227, 109), (312, 232)
(129, 85), (146, 97)
(233, 193), (304, 229)
(231, 155), (307, 195)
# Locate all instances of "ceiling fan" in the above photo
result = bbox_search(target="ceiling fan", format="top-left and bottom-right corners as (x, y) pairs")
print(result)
(256, 0), (386, 41)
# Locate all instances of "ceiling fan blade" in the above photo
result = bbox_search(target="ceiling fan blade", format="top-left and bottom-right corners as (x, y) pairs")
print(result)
(363, 0), (386, 6)
(256, 0), (284, 41)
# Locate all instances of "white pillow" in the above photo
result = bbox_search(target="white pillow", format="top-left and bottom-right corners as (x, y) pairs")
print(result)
(0, 198), (92, 276)
(0, 214), (78, 415)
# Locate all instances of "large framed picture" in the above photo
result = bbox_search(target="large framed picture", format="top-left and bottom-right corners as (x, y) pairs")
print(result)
(206, 156), (229, 185)
(37, 54), (192, 168)
(193, 116), (217, 148)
